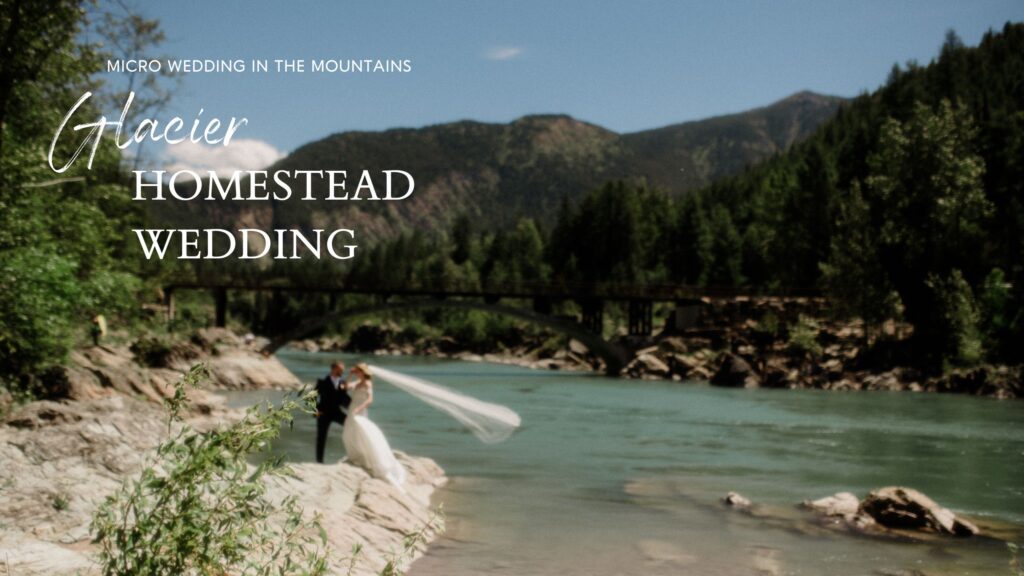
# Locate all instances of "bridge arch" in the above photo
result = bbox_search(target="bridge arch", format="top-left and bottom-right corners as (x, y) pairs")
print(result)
(261, 298), (630, 374)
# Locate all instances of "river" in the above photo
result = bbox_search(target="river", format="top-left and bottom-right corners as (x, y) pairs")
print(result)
(229, 349), (1024, 575)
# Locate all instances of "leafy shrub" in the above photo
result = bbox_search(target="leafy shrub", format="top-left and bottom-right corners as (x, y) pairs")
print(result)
(978, 268), (1013, 358)
(928, 269), (983, 368)
(396, 318), (432, 344)
(755, 311), (782, 338)
(52, 492), (70, 512)
(92, 365), (329, 576)
(130, 336), (175, 368)
(787, 315), (823, 358)
(93, 363), (445, 576)
(0, 249), (79, 387)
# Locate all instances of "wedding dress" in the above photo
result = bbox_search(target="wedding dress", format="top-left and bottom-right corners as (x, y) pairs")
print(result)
(341, 385), (407, 488)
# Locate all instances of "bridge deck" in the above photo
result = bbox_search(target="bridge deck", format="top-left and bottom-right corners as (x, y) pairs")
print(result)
(163, 280), (819, 302)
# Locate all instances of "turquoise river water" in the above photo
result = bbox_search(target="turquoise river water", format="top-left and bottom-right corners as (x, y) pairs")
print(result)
(231, 350), (1024, 575)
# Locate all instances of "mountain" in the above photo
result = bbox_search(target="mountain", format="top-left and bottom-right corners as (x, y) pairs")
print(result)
(153, 91), (843, 238)
(622, 91), (842, 192)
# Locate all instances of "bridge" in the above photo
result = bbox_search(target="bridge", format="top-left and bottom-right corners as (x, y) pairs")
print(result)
(162, 280), (818, 374)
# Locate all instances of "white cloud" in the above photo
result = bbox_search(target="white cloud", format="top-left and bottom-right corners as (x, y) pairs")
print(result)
(163, 138), (286, 175)
(484, 46), (524, 61)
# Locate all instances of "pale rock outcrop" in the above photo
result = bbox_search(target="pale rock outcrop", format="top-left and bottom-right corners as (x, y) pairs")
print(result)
(859, 487), (979, 537)
(201, 349), (302, 390)
(626, 353), (672, 379)
(264, 454), (446, 575)
(0, 389), (444, 575)
(722, 491), (753, 508)
(802, 487), (980, 538)
(802, 491), (860, 518)
(711, 352), (761, 388)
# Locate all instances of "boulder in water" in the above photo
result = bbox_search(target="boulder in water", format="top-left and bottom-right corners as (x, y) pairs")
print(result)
(568, 339), (590, 356)
(859, 486), (979, 537)
(711, 352), (761, 388)
(803, 492), (860, 518)
(722, 491), (752, 508)
(626, 353), (671, 379)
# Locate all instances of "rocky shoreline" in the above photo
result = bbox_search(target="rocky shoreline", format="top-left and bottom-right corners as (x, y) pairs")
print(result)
(293, 298), (1023, 399)
(0, 329), (446, 576)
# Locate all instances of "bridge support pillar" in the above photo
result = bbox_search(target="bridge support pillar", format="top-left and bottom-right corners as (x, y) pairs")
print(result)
(251, 289), (264, 330)
(268, 288), (284, 333)
(213, 287), (228, 328)
(580, 299), (604, 334)
(163, 288), (175, 324)
(532, 297), (552, 315)
(628, 299), (653, 336)
(669, 301), (702, 332)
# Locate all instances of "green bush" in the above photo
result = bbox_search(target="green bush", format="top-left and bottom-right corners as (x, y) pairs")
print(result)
(928, 269), (983, 369)
(755, 311), (782, 339)
(787, 315), (823, 358)
(130, 336), (176, 368)
(396, 318), (433, 343)
(92, 365), (329, 576)
(0, 249), (79, 388)
(92, 364), (445, 576)
(978, 268), (1012, 358)
(442, 310), (490, 350)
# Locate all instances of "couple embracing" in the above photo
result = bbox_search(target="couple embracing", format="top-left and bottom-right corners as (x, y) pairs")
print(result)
(315, 361), (406, 488)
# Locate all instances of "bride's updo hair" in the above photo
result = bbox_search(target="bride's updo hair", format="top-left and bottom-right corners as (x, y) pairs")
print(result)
(354, 363), (372, 379)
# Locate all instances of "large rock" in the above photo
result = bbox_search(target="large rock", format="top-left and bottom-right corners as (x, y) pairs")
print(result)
(0, 396), (192, 573)
(191, 327), (243, 350)
(65, 346), (172, 401)
(0, 533), (91, 575)
(45, 330), (301, 403)
(626, 353), (671, 379)
(722, 491), (752, 508)
(657, 336), (688, 355)
(711, 352), (761, 388)
(203, 350), (302, 390)
(667, 352), (699, 374)
(35, 365), (107, 401)
(858, 487), (979, 537)
(803, 492), (860, 518)
(4, 401), (87, 429)
(803, 491), (879, 533)
(264, 454), (446, 575)
(760, 357), (794, 389)
(568, 339), (590, 356)
(0, 395), (446, 576)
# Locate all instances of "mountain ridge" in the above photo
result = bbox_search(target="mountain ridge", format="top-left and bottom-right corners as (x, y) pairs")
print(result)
(155, 90), (846, 240)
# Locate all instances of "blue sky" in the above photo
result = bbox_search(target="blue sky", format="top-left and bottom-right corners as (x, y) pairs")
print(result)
(122, 0), (1024, 167)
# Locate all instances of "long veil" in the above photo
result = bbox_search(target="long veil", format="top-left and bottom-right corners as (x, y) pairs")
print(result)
(370, 365), (521, 444)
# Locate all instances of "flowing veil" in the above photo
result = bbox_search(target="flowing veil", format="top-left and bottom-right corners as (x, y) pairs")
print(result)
(370, 365), (521, 444)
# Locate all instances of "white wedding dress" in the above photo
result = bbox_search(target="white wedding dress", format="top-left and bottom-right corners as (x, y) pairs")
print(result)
(342, 386), (406, 488)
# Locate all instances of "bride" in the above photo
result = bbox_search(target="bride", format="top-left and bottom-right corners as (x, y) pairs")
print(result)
(341, 363), (406, 488)
(338, 362), (521, 488)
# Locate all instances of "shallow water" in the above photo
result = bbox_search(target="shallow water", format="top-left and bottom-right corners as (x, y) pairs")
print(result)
(230, 350), (1024, 575)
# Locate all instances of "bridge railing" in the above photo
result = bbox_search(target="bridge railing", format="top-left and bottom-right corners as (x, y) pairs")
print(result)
(163, 278), (821, 301)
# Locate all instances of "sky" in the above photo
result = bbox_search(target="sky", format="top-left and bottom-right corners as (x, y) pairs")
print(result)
(113, 1), (1024, 171)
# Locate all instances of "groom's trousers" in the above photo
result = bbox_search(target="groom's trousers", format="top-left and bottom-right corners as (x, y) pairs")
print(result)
(315, 412), (345, 463)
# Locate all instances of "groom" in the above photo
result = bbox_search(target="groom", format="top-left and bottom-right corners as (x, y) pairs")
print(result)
(314, 360), (352, 463)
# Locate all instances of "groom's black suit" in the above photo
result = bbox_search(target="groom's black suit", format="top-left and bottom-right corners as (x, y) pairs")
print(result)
(315, 374), (352, 463)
